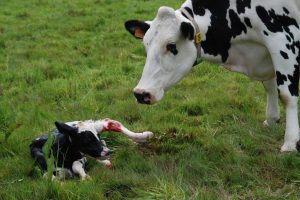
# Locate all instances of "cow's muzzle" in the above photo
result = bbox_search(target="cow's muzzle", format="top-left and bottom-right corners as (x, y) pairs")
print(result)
(133, 89), (153, 105)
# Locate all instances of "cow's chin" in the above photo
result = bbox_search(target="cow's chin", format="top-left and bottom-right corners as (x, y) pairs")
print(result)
(149, 89), (164, 105)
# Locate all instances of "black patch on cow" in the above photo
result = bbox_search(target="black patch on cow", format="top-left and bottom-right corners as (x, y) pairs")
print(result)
(256, 6), (299, 33)
(229, 9), (247, 37)
(286, 43), (295, 54)
(181, 22), (194, 40)
(192, 3), (206, 16)
(191, 0), (247, 62)
(288, 65), (299, 96)
(283, 7), (290, 15)
(166, 43), (178, 55)
(263, 31), (269, 36)
(276, 71), (287, 86)
(288, 41), (300, 57)
(182, 7), (194, 19)
(296, 42), (300, 64)
(236, 0), (251, 14)
(244, 17), (252, 28)
(280, 51), (289, 59)
(286, 35), (292, 42)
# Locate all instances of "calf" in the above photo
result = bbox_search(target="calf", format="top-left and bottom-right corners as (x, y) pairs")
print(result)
(30, 119), (153, 180)
(125, 0), (300, 152)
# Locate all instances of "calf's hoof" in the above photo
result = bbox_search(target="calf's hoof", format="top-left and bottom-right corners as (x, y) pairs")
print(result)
(132, 131), (154, 143)
(81, 175), (91, 181)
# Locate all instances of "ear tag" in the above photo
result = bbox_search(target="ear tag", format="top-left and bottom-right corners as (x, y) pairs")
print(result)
(195, 32), (202, 44)
(134, 27), (145, 39)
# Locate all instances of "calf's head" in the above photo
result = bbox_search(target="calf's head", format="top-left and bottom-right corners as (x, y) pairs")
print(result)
(55, 122), (104, 158)
(125, 7), (197, 104)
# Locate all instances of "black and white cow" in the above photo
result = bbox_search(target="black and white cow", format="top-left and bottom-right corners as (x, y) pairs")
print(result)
(30, 119), (153, 180)
(125, 0), (300, 152)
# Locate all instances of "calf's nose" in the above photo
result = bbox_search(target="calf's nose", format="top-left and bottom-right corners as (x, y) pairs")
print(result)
(133, 90), (151, 104)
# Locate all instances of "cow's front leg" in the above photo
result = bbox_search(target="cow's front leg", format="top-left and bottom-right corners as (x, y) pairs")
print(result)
(262, 78), (280, 126)
(72, 158), (90, 180)
(100, 119), (153, 142)
(266, 38), (299, 152)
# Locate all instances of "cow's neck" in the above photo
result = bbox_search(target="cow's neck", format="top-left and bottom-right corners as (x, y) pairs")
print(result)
(178, 0), (236, 63)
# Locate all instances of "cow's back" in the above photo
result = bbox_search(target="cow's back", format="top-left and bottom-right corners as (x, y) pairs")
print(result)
(231, 0), (300, 41)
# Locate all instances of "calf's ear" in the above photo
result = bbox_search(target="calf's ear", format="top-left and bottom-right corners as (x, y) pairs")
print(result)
(181, 22), (194, 40)
(125, 20), (151, 39)
(55, 122), (78, 137)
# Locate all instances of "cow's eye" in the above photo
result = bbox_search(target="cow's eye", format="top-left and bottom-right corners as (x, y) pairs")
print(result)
(166, 43), (178, 55)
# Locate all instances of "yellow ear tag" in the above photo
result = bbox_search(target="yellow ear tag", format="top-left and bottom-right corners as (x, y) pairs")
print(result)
(195, 32), (202, 44)
(134, 27), (145, 39)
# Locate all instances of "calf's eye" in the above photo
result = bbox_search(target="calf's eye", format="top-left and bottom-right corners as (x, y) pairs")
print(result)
(166, 43), (178, 55)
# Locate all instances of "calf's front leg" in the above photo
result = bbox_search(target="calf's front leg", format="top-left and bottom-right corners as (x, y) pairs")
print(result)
(72, 158), (90, 181)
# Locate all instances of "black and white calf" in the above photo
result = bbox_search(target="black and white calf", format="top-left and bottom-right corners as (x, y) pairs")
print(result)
(30, 119), (153, 180)
(125, 0), (300, 152)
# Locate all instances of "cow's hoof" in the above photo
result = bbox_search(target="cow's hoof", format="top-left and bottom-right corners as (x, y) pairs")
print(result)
(263, 120), (269, 127)
(281, 142), (297, 152)
(296, 140), (300, 152)
(263, 119), (280, 127)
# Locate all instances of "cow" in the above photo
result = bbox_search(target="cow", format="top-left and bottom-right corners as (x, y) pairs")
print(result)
(124, 0), (300, 152)
(30, 119), (153, 180)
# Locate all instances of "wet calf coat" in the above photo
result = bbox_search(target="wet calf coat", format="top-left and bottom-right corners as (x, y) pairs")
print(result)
(30, 119), (153, 180)
(125, 0), (300, 152)
(30, 122), (105, 180)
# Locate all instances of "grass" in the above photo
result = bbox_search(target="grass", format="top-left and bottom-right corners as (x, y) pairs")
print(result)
(0, 0), (300, 199)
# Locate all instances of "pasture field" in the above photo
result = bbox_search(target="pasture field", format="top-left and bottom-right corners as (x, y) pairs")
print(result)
(0, 0), (300, 199)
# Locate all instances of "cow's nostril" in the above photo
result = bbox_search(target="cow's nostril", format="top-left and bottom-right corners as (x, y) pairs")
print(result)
(133, 91), (151, 104)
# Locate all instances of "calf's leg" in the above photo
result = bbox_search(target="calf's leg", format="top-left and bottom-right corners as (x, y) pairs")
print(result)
(72, 158), (90, 180)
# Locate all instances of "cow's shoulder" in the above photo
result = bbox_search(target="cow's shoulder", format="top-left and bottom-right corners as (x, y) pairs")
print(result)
(190, 0), (251, 62)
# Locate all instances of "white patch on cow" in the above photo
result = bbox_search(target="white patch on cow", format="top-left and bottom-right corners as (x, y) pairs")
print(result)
(224, 41), (275, 81)
(193, 9), (212, 42)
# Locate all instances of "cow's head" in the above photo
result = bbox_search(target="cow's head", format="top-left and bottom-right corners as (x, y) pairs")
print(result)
(125, 6), (198, 104)
(55, 122), (104, 158)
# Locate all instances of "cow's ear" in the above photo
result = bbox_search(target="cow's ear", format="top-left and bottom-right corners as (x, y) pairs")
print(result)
(125, 20), (150, 39)
(180, 22), (194, 40)
(55, 122), (78, 137)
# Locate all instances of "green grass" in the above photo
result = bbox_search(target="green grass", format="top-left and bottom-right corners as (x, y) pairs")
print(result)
(0, 0), (300, 199)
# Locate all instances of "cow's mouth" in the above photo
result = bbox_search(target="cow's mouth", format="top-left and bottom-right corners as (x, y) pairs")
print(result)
(133, 90), (156, 105)
(133, 88), (164, 105)
(134, 92), (151, 104)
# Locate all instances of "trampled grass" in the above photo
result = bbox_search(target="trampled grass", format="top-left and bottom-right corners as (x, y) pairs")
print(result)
(0, 0), (300, 199)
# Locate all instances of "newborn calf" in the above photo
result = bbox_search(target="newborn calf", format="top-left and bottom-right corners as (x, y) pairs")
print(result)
(30, 119), (153, 180)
